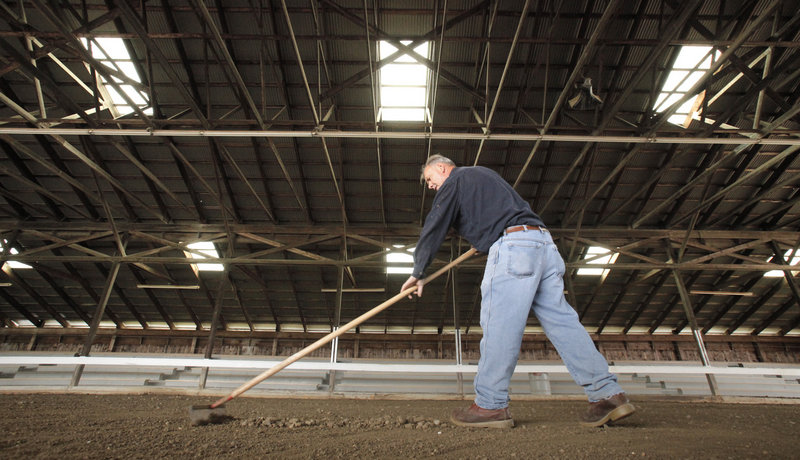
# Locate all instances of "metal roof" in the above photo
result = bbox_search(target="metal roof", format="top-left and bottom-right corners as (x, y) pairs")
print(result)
(0, 0), (799, 339)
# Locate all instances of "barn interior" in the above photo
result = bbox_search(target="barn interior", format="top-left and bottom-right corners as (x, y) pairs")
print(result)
(0, 0), (799, 402)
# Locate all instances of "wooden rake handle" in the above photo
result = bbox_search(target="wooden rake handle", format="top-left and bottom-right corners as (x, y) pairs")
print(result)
(210, 247), (478, 408)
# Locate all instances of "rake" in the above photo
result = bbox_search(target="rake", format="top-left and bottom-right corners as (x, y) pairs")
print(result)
(189, 248), (477, 425)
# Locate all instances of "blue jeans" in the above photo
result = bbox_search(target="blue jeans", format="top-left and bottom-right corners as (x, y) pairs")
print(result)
(474, 228), (624, 409)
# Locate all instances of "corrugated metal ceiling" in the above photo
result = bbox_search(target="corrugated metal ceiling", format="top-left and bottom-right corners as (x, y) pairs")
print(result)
(0, 0), (799, 341)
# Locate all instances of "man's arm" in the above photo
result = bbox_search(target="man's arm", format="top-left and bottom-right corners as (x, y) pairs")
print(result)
(403, 181), (459, 298)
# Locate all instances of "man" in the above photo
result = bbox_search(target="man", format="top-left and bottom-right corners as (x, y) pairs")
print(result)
(401, 154), (635, 429)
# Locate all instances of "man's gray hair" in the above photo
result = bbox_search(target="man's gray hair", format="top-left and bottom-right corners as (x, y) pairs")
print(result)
(420, 154), (456, 184)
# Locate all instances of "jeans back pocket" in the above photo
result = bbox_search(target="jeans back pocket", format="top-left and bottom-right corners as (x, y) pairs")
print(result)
(506, 242), (543, 278)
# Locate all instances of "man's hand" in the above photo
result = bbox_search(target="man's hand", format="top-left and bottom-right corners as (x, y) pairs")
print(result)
(401, 275), (424, 299)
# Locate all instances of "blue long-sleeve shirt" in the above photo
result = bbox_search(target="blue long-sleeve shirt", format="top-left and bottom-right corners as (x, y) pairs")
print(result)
(411, 166), (545, 279)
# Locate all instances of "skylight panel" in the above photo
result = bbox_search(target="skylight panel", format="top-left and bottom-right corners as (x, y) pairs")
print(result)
(80, 37), (151, 118)
(764, 249), (800, 278)
(378, 40), (430, 122)
(653, 46), (719, 127)
(185, 241), (225, 272)
(0, 240), (32, 270)
(386, 245), (414, 274)
(577, 246), (618, 276)
(380, 87), (427, 107)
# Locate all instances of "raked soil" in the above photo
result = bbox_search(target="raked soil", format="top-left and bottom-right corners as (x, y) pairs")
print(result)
(0, 393), (798, 459)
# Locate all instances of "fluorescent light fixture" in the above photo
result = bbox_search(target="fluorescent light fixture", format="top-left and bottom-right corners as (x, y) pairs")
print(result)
(307, 324), (332, 333)
(653, 46), (720, 127)
(764, 249), (800, 278)
(386, 244), (414, 274)
(254, 322), (277, 332)
(80, 37), (152, 118)
(185, 241), (225, 272)
(690, 290), (754, 297)
(281, 323), (306, 332)
(705, 326), (730, 335)
(378, 40), (430, 121)
(577, 246), (618, 276)
(0, 240), (32, 270)
(137, 284), (200, 289)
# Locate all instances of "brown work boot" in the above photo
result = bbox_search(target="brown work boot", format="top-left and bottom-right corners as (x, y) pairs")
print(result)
(450, 403), (514, 428)
(580, 393), (636, 427)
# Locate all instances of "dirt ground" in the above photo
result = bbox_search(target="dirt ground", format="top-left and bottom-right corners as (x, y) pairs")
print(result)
(0, 393), (797, 459)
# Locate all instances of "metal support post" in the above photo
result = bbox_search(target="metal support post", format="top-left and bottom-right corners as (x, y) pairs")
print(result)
(667, 242), (718, 395)
(199, 276), (227, 390)
(327, 244), (347, 393)
(451, 243), (464, 395)
(455, 328), (464, 396)
(70, 262), (121, 388)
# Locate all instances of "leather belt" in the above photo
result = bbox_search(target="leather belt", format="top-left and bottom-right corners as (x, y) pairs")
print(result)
(503, 224), (547, 235)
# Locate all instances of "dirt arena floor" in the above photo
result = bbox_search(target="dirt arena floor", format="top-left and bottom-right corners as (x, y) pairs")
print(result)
(0, 393), (797, 459)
